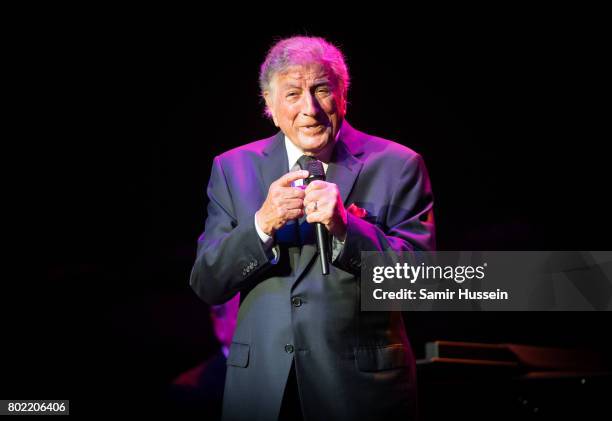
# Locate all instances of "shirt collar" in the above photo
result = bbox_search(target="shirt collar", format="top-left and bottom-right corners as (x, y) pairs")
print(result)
(283, 134), (339, 173)
(284, 135), (306, 171)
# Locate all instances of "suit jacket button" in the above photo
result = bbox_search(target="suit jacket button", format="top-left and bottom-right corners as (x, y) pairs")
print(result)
(284, 344), (294, 354)
(291, 297), (302, 307)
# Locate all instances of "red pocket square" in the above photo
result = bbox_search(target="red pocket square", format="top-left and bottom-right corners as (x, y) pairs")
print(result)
(347, 203), (368, 219)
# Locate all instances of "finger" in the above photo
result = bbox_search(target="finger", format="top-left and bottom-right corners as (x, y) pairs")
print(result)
(306, 211), (325, 224)
(303, 201), (312, 214)
(302, 198), (320, 211)
(276, 170), (309, 187)
(281, 187), (306, 199)
(282, 198), (304, 210)
(285, 208), (304, 220)
(304, 180), (327, 192)
(304, 189), (325, 203)
(306, 201), (331, 217)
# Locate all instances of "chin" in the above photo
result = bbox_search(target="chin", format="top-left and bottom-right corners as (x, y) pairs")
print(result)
(301, 139), (329, 154)
(299, 132), (332, 152)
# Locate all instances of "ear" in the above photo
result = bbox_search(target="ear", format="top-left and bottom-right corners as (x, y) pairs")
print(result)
(263, 91), (279, 127)
(335, 87), (348, 118)
(340, 96), (348, 118)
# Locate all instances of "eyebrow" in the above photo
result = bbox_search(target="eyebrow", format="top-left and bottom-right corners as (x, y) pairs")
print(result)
(280, 79), (332, 91)
(281, 83), (302, 90)
(312, 79), (331, 88)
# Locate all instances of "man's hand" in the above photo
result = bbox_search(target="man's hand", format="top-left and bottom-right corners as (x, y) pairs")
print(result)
(256, 170), (309, 236)
(303, 180), (347, 241)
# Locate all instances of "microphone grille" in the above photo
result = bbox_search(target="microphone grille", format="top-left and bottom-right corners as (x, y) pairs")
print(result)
(307, 160), (325, 178)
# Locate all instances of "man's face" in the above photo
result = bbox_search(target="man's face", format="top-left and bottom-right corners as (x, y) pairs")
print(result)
(264, 63), (346, 157)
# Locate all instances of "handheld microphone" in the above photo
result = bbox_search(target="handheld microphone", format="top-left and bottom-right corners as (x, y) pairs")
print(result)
(303, 159), (331, 275)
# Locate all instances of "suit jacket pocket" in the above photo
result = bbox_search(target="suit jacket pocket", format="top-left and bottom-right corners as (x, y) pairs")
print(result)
(355, 344), (409, 372)
(227, 342), (250, 368)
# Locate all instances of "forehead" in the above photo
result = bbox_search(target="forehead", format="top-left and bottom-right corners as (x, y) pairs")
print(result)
(273, 64), (335, 88)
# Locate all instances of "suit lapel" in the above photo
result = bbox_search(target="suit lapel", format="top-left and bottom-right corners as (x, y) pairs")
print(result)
(326, 139), (364, 208)
(258, 131), (289, 194)
(292, 122), (365, 286)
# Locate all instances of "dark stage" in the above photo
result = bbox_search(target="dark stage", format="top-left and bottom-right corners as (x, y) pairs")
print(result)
(6, 12), (611, 419)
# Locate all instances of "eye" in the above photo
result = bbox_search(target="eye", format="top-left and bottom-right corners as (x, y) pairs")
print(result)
(286, 91), (299, 98)
(316, 87), (331, 96)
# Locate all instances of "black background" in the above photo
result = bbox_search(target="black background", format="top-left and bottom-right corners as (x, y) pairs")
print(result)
(5, 10), (610, 415)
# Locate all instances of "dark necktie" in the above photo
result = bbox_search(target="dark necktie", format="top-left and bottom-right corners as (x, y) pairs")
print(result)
(296, 154), (316, 173)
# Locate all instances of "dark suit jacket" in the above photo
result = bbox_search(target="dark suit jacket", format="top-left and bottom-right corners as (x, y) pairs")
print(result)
(190, 121), (435, 421)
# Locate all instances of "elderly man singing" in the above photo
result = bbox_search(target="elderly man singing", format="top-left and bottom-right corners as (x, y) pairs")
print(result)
(190, 36), (435, 421)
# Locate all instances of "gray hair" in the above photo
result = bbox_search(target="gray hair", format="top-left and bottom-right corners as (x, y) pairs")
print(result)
(259, 36), (350, 115)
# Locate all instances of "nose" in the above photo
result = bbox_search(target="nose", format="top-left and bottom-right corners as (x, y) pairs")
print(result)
(300, 90), (319, 117)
